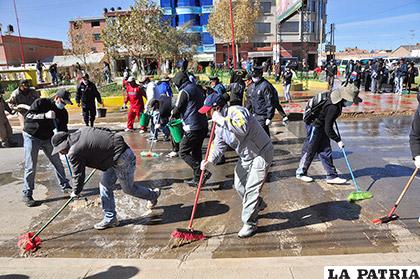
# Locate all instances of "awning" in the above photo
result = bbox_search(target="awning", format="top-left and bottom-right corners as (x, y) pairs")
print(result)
(193, 53), (214, 62)
(277, 0), (302, 23)
(248, 51), (273, 58)
(49, 53), (106, 68)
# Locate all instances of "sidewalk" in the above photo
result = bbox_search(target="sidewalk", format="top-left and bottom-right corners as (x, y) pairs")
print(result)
(1, 252), (420, 278)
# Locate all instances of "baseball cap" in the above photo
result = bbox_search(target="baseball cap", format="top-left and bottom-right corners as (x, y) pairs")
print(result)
(198, 93), (226, 114)
(51, 132), (70, 155)
(56, 88), (73, 105)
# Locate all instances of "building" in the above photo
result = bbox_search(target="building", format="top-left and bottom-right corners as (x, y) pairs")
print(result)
(391, 43), (420, 58)
(0, 35), (63, 66)
(69, 16), (106, 53)
(160, 0), (216, 62)
(214, 0), (327, 69)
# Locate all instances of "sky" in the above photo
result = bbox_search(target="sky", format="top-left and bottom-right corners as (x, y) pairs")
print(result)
(0, 0), (419, 51)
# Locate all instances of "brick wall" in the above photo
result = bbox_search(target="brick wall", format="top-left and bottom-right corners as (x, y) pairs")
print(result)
(69, 18), (106, 53)
(0, 35), (63, 66)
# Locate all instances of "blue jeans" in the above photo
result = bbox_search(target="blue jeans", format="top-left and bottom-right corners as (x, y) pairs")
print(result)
(99, 148), (158, 222)
(296, 124), (338, 179)
(23, 132), (69, 197)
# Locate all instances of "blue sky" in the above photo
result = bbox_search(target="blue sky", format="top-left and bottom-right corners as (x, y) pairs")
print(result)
(0, 0), (419, 51)
(328, 0), (420, 51)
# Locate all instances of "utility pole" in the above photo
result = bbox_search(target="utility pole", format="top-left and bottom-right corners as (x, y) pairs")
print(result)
(13, 0), (25, 67)
(228, 0), (237, 69)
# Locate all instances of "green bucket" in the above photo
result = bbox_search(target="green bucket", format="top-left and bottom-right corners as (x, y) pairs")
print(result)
(168, 119), (184, 143)
(139, 113), (151, 127)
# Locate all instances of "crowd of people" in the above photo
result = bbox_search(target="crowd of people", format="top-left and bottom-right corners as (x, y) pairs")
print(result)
(3, 57), (420, 238)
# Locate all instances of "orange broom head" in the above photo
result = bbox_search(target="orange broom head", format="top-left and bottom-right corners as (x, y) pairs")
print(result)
(170, 228), (205, 248)
(372, 214), (399, 224)
(17, 232), (42, 253)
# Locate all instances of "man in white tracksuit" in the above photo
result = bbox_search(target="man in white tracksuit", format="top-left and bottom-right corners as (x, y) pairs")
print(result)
(199, 93), (273, 238)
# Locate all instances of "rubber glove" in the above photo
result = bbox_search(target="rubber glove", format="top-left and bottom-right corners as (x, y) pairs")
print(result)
(337, 141), (345, 149)
(44, 110), (56, 119)
(415, 156), (420, 169)
(265, 119), (272, 126)
(200, 160), (209, 171)
(212, 111), (225, 126)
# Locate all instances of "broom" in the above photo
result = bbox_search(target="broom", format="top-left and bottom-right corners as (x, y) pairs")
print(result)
(170, 121), (217, 248)
(334, 122), (373, 202)
(372, 167), (418, 224)
(140, 118), (160, 158)
(17, 169), (97, 254)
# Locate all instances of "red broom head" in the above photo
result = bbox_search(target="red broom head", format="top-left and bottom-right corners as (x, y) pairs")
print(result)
(17, 232), (42, 252)
(171, 229), (205, 241)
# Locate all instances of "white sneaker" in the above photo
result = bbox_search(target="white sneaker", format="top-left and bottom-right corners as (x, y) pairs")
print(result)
(139, 130), (145, 134)
(326, 177), (347, 184)
(146, 188), (161, 209)
(166, 151), (178, 158)
(296, 175), (314, 183)
(237, 224), (257, 238)
(124, 128), (134, 132)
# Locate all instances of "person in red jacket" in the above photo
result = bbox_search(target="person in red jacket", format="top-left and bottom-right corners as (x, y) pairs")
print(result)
(124, 77), (146, 132)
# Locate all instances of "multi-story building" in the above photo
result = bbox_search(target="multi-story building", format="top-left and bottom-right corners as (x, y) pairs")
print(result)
(214, 0), (327, 69)
(0, 34), (63, 66)
(160, 0), (216, 62)
(69, 16), (106, 53)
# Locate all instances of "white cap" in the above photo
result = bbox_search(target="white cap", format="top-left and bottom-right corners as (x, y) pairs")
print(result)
(127, 76), (135, 82)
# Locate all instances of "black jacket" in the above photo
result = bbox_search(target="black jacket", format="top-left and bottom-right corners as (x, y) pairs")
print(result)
(246, 78), (275, 120)
(67, 127), (129, 194)
(313, 99), (343, 142)
(76, 81), (102, 108)
(24, 98), (68, 140)
(226, 82), (245, 106)
(410, 95), (420, 158)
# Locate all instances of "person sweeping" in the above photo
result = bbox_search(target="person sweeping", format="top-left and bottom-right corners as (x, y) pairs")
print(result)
(199, 93), (273, 238)
(51, 127), (160, 230)
(296, 84), (362, 184)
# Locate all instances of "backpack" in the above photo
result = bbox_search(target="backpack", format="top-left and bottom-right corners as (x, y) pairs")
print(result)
(303, 91), (330, 124)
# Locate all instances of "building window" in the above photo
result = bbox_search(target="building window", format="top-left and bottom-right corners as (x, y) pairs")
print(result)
(280, 21), (299, 32)
(260, 2), (271, 14)
(92, 33), (101, 41)
(91, 21), (100, 27)
(91, 47), (97, 53)
(256, 22), (271, 34)
(254, 42), (271, 48)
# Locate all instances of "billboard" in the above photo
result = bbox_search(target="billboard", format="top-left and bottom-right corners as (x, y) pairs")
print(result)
(276, 0), (303, 23)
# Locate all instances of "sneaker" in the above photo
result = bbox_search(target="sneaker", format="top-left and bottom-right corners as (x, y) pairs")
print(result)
(237, 224), (257, 238)
(184, 178), (199, 187)
(326, 177), (347, 184)
(258, 197), (267, 211)
(139, 129), (145, 134)
(418, 217), (420, 223)
(61, 184), (73, 193)
(1, 141), (10, 148)
(124, 128), (134, 132)
(146, 188), (161, 209)
(166, 151), (178, 158)
(23, 196), (41, 207)
(94, 218), (119, 230)
(147, 137), (158, 142)
(296, 175), (314, 183)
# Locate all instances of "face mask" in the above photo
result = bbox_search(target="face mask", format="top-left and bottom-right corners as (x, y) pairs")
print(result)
(344, 101), (353, 107)
(251, 77), (260, 83)
(83, 80), (89, 85)
(55, 101), (65, 110)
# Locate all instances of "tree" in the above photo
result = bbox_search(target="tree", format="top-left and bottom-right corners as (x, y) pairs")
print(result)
(207, 0), (261, 44)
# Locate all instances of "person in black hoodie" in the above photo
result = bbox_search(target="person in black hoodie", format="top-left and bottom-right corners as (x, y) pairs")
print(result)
(226, 70), (245, 106)
(76, 73), (103, 127)
(172, 71), (211, 186)
(22, 88), (73, 207)
(296, 84), (362, 184)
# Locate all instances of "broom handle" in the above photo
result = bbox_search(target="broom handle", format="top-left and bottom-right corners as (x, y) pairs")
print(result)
(65, 155), (73, 177)
(188, 121), (217, 230)
(31, 169), (97, 240)
(334, 122), (361, 192)
(388, 167), (418, 216)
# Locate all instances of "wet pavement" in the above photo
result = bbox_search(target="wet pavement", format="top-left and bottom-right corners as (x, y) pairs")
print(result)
(1, 114), (420, 260)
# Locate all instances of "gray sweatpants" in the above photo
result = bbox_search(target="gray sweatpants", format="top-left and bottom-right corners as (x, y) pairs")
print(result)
(234, 145), (273, 226)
